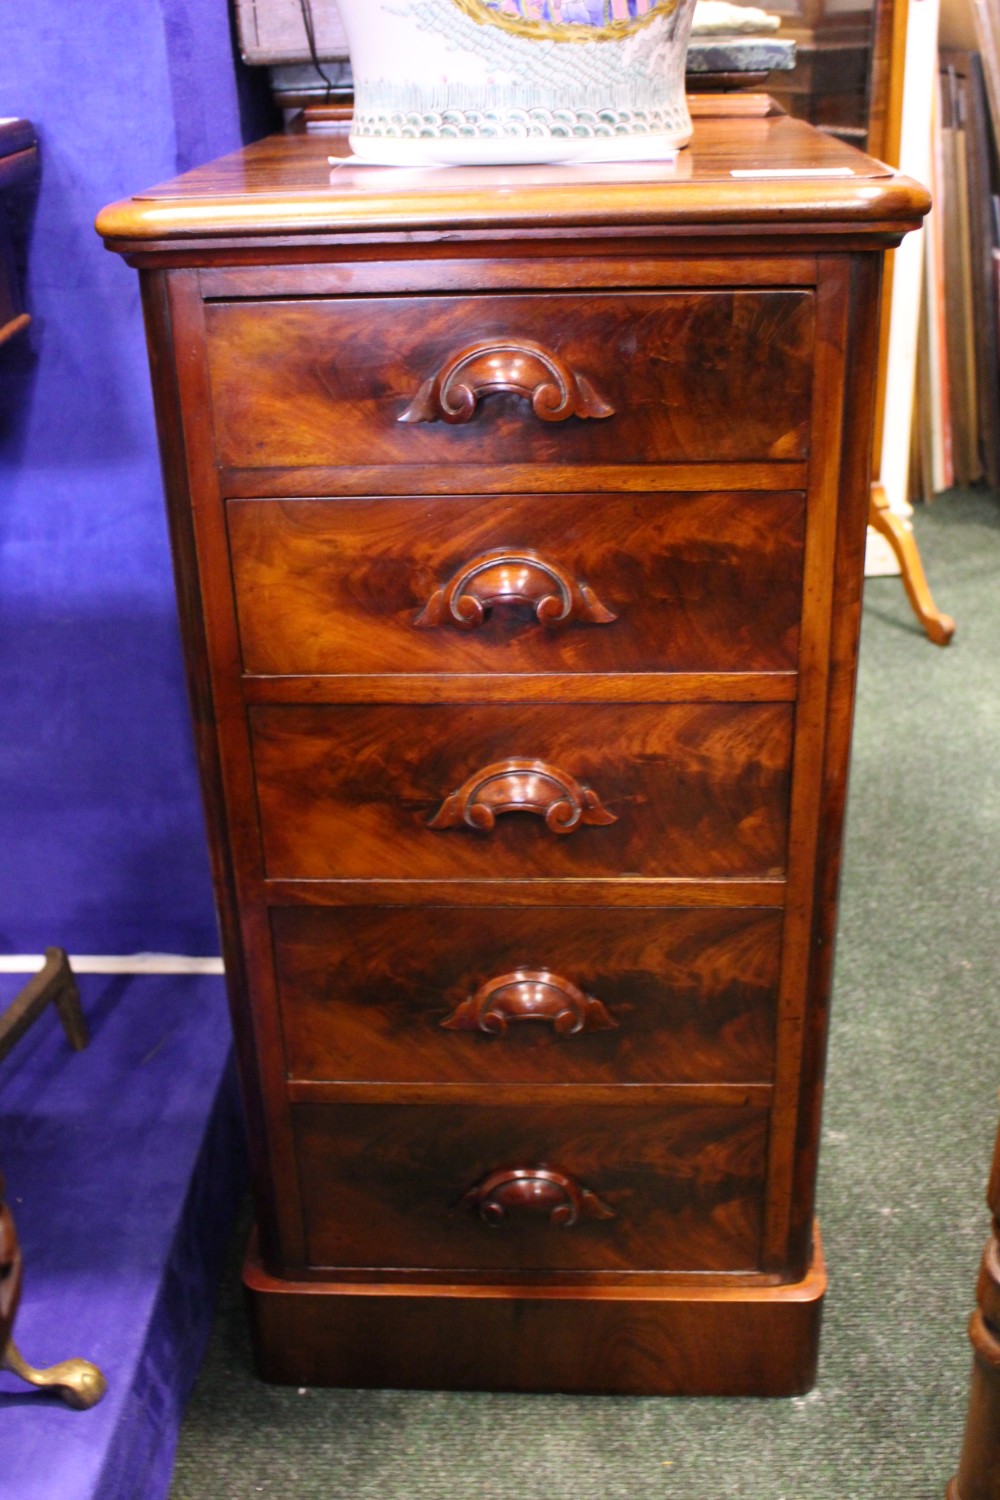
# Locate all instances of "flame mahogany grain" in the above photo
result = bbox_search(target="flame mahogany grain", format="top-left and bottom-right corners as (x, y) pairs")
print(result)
(293, 1099), (768, 1273)
(272, 904), (781, 1087)
(250, 701), (793, 882)
(204, 292), (815, 470)
(228, 490), (805, 678)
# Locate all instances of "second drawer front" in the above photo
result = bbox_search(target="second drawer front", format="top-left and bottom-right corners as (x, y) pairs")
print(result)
(295, 1101), (768, 1273)
(229, 491), (805, 678)
(274, 905), (781, 1085)
(250, 702), (793, 881)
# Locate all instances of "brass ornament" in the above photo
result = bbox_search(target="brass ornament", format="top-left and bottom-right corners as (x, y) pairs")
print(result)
(1, 1339), (108, 1410)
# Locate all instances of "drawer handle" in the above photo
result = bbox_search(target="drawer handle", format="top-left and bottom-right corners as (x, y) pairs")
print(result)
(463, 1167), (615, 1228)
(414, 548), (616, 630)
(441, 969), (617, 1036)
(398, 338), (615, 426)
(427, 758), (617, 836)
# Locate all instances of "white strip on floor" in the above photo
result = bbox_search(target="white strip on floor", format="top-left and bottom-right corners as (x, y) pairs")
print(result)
(0, 954), (225, 975)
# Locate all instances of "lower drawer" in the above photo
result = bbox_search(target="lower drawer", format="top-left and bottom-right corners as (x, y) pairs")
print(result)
(294, 1101), (768, 1273)
(273, 905), (782, 1085)
(250, 702), (793, 880)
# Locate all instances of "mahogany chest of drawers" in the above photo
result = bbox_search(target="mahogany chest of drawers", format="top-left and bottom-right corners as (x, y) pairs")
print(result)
(98, 113), (927, 1396)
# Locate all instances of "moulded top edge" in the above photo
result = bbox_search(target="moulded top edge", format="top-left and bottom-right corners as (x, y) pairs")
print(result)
(95, 118), (931, 248)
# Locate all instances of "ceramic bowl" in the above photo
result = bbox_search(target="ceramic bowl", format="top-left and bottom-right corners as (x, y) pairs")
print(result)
(335, 0), (697, 166)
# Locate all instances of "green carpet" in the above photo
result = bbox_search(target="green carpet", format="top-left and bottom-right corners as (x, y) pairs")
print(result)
(169, 488), (1000, 1500)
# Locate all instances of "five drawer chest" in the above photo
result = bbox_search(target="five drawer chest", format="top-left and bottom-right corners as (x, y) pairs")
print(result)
(98, 109), (928, 1396)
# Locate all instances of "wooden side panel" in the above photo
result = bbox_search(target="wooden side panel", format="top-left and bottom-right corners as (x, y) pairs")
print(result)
(786, 252), (887, 1270)
(204, 291), (815, 468)
(293, 1100), (769, 1273)
(273, 904), (782, 1085)
(228, 490), (806, 678)
(138, 270), (280, 1252)
(761, 256), (851, 1274)
(762, 253), (883, 1276)
(147, 270), (311, 1272)
(250, 702), (794, 881)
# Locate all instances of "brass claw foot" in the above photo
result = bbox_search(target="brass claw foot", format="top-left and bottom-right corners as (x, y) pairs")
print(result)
(1, 1336), (107, 1409)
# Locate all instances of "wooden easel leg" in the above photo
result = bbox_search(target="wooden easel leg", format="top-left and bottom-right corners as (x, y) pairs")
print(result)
(48, 949), (89, 1052)
(947, 1121), (1000, 1499)
(0, 948), (88, 1064)
(869, 483), (955, 646)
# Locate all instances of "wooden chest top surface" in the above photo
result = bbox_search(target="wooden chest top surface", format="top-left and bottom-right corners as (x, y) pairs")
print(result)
(96, 112), (929, 248)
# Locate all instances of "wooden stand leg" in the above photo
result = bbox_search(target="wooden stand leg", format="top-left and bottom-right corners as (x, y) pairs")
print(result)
(1, 965), (108, 1409)
(869, 483), (955, 646)
(0, 948), (89, 1064)
(947, 1120), (1000, 1500)
(0, 1179), (107, 1409)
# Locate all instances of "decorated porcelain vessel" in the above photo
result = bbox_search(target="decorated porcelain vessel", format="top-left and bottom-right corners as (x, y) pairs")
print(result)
(336, 0), (697, 166)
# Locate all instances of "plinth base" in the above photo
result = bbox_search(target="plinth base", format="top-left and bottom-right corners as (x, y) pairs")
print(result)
(245, 1230), (826, 1396)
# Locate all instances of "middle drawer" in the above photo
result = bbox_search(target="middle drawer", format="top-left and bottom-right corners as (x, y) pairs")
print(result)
(249, 702), (793, 882)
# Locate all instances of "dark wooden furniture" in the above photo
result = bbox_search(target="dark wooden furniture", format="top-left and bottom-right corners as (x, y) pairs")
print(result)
(97, 112), (928, 1395)
(0, 118), (37, 346)
(948, 1116), (1000, 1500)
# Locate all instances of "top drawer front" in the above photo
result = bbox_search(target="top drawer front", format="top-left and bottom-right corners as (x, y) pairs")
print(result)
(205, 292), (815, 471)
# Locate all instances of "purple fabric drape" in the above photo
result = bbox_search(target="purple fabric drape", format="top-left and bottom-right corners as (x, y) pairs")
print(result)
(0, 973), (246, 1500)
(0, 0), (274, 956)
(0, 6), (269, 1490)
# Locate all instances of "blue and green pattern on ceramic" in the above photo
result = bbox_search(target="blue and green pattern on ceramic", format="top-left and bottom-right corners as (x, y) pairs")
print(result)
(350, 0), (693, 148)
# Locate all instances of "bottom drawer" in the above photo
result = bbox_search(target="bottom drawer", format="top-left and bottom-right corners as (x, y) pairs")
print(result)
(294, 1101), (768, 1274)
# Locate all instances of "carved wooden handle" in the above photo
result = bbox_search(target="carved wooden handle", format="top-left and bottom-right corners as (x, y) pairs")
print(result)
(463, 1167), (615, 1228)
(398, 339), (615, 425)
(442, 969), (617, 1036)
(414, 548), (616, 631)
(427, 758), (617, 835)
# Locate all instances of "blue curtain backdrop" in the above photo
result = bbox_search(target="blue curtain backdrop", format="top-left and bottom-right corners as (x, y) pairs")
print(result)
(0, 2), (275, 954)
